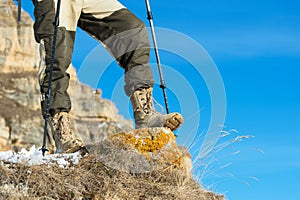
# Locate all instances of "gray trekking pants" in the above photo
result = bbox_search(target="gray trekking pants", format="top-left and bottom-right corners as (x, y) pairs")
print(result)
(32, 0), (154, 117)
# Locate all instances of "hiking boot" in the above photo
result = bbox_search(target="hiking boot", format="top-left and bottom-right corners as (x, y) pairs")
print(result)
(130, 87), (183, 130)
(50, 112), (84, 154)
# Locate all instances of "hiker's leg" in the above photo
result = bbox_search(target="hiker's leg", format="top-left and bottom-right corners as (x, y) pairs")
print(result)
(78, 3), (154, 97)
(33, 0), (84, 153)
(33, 0), (81, 117)
(77, 2), (183, 130)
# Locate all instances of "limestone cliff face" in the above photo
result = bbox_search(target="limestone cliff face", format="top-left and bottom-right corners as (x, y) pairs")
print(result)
(0, 0), (39, 72)
(0, 0), (132, 151)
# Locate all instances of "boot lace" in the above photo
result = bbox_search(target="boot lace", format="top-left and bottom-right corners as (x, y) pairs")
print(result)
(141, 89), (164, 114)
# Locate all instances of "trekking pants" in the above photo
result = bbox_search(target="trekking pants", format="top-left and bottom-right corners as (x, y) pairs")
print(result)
(32, 0), (154, 117)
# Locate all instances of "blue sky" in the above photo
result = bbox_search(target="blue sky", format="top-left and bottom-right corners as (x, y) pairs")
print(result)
(21, 0), (300, 199)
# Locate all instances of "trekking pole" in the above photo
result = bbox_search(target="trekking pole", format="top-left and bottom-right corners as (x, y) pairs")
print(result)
(17, 0), (22, 22)
(145, 0), (170, 114)
(41, 0), (62, 156)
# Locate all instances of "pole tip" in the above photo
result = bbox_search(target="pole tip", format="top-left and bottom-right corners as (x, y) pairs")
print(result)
(40, 146), (49, 156)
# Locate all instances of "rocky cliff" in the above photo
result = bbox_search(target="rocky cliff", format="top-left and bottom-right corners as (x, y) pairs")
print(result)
(0, 0), (39, 72)
(0, 0), (132, 152)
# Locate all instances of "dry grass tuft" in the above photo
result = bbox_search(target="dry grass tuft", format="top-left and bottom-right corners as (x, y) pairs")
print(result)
(0, 155), (224, 200)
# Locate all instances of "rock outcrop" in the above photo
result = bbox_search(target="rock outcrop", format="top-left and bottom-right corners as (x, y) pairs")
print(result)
(87, 127), (192, 176)
(0, 0), (39, 72)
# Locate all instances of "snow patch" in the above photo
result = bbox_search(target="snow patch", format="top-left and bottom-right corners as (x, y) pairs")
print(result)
(0, 146), (84, 168)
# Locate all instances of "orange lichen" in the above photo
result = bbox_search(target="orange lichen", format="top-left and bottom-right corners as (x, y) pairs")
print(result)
(111, 128), (176, 154)
(110, 128), (186, 168)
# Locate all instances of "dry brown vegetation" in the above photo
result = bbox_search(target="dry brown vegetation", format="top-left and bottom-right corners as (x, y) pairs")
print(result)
(0, 154), (223, 200)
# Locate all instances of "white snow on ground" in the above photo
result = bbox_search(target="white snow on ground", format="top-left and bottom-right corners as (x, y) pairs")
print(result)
(0, 146), (85, 168)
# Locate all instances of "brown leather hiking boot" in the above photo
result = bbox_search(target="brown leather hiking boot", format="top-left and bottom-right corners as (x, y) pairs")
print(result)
(130, 87), (184, 131)
(50, 112), (84, 154)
